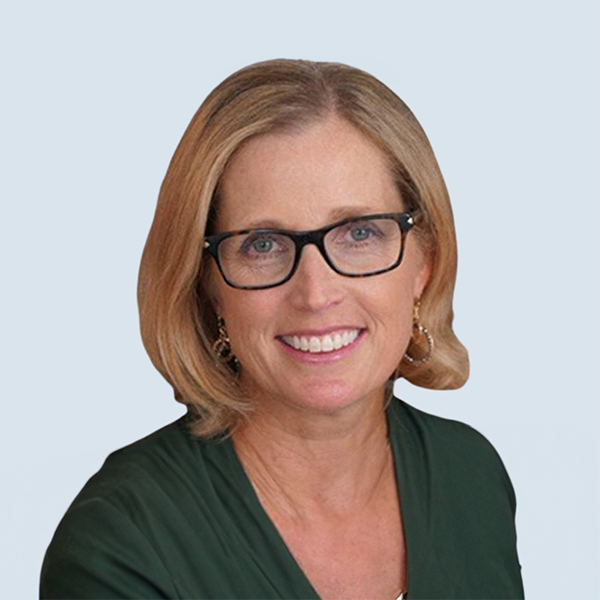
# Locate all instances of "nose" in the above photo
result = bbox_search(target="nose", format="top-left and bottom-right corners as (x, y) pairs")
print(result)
(285, 244), (344, 311)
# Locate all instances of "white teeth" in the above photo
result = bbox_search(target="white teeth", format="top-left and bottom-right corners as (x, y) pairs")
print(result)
(309, 337), (321, 352)
(321, 336), (334, 352)
(281, 329), (361, 353)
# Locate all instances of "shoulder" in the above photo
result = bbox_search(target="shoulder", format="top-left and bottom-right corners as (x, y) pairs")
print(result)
(389, 398), (517, 511)
(53, 414), (236, 532)
(40, 416), (221, 598)
(387, 403), (524, 596)
(72, 416), (196, 505)
(390, 396), (509, 465)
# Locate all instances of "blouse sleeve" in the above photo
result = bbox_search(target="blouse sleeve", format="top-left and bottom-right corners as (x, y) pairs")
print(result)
(40, 497), (179, 599)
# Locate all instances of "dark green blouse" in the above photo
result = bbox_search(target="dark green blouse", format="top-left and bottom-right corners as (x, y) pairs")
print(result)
(40, 398), (525, 599)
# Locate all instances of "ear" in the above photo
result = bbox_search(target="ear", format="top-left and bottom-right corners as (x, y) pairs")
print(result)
(413, 251), (432, 299)
(208, 282), (222, 315)
(200, 265), (222, 315)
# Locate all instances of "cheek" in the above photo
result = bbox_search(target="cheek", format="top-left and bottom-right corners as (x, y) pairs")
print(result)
(388, 292), (415, 344)
(217, 290), (279, 354)
(374, 273), (417, 352)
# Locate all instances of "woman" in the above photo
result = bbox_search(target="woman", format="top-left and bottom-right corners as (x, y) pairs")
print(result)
(40, 59), (524, 599)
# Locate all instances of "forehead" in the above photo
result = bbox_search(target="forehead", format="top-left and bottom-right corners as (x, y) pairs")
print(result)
(215, 116), (402, 231)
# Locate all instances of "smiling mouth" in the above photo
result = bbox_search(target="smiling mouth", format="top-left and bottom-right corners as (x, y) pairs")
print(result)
(279, 329), (363, 353)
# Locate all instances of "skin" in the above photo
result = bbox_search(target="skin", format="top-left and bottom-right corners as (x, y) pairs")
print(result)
(208, 115), (430, 599)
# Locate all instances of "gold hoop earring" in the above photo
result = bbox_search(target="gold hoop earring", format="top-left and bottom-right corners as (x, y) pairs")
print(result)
(403, 301), (434, 366)
(213, 315), (240, 371)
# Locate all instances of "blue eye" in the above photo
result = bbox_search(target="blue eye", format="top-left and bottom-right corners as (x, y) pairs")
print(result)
(350, 226), (372, 242)
(239, 233), (291, 260)
(251, 239), (274, 253)
(240, 235), (275, 255)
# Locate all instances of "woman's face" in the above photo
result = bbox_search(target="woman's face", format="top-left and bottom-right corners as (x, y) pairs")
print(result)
(208, 116), (430, 416)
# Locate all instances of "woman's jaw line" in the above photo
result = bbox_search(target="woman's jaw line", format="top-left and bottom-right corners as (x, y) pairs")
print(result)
(234, 379), (389, 446)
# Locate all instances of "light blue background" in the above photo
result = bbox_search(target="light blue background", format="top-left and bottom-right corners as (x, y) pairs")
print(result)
(1, 1), (598, 598)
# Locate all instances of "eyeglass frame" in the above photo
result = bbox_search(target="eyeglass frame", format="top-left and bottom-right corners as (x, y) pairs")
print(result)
(202, 211), (415, 290)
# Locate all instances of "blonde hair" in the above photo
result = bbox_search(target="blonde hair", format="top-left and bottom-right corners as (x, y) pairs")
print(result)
(138, 58), (469, 438)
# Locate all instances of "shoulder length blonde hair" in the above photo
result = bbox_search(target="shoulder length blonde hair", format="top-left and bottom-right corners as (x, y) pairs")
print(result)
(138, 58), (469, 438)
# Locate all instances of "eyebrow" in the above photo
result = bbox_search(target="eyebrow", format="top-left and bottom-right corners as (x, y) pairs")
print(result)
(242, 205), (381, 230)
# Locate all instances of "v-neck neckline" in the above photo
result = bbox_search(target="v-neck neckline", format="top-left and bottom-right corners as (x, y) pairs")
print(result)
(222, 397), (413, 600)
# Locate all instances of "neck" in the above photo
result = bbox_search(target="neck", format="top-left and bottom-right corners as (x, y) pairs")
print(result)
(231, 385), (392, 521)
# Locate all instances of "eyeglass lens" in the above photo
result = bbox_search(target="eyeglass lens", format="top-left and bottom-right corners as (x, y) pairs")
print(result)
(217, 217), (403, 288)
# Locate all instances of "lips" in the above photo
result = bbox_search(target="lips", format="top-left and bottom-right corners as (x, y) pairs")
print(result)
(278, 328), (364, 354)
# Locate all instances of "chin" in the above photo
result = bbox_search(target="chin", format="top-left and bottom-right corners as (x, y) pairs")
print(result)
(277, 377), (377, 415)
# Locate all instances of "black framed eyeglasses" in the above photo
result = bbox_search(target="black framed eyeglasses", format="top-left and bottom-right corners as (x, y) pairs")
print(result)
(203, 212), (415, 290)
